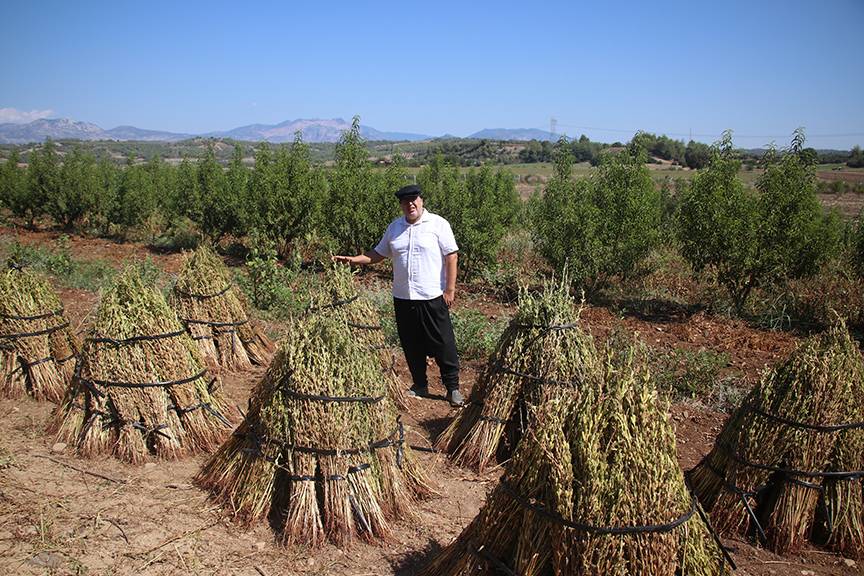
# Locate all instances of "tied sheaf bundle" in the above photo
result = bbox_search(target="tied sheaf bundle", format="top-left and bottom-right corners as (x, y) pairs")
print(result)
(307, 264), (406, 409)
(51, 265), (233, 463)
(435, 278), (599, 471)
(422, 342), (731, 576)
(169, 245), (273, 370)
(0, 267), (78, 402)
(196, 314), (430, 547)
(689, 321), (864, 558)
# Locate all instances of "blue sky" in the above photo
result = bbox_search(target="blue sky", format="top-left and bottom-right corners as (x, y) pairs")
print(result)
(2, 0), (862, 148)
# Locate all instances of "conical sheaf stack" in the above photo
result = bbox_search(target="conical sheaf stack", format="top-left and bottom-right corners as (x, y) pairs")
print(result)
(169, 245), (273, 370)
(52, 265), (233, 463)
(308, 264), (406, 408)
(436, 278), (599, 471)
(0, 267), (78, 402)
(689, 321), (864, 557)
(422, 342), (731, 576)
(196, 314), (430, 547)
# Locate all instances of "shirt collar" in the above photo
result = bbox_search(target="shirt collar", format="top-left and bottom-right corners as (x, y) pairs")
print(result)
(403, 208), (432, 226)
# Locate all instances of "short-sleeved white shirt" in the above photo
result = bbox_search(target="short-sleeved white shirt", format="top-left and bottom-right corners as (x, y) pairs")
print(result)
(374, 209), (459, 300)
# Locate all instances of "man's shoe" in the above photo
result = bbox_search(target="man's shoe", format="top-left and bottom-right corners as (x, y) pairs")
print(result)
(407, 385), (429, 398)
(447, 389), (465, 407)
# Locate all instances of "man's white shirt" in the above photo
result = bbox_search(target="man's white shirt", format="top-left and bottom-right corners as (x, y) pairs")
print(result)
(374, 209), (459, 300)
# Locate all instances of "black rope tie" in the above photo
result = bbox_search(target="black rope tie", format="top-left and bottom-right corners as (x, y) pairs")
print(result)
(237, 423), (405, 459)
(181, 318), (248, 328)
(0, 307), (64, 321)
(748, 405), (864, 432)
(80, 369), (208, 395)
(500, 479), (696, 535)
(0, 320), (71, 340)
(470, 546), (518, 576)
(168, 399), (232, 427)
(87, 329), (186, 347)
(174, 283), (233, 299)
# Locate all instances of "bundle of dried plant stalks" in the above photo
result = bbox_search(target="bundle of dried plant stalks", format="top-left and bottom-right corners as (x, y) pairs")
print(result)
(196, 313), (430, 547)
(436, 278), (598, 471)
(308, 263), (406, 408)
(0, 267), (78, 401)
(423, 341), (730, 576)
(689, 321), (864, 557)
(52, 265), (233, 463)
(169, 244), (273, 370)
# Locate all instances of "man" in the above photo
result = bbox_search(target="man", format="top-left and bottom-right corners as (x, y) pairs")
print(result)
(333, 184), (464, 407)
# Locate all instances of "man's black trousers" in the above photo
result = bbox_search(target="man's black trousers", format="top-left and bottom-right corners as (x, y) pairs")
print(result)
(393, 296), (460, 392)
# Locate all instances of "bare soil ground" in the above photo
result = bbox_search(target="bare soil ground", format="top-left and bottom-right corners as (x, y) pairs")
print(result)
(0, 229), (860, 575)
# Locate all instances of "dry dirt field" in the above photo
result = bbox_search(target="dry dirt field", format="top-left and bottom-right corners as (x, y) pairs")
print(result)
(0, 229), (860, 576)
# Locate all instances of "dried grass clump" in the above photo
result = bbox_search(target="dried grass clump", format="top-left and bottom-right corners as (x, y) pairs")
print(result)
(435, 277), (600, 471)
(51, 265), (233, 463)
(308, 264), (405, 408)
(689, 321), (864, 557)
(422, 342), (730, 576)
(169, 244), (273, 370)
(0, 267), (78, 402)
(196, 314), (430, 547)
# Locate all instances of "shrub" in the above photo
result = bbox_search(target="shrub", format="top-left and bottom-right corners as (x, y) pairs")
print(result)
(677, 130), (841, 312)
(419, 154), (520, 281)
(532, 139), (661, 293)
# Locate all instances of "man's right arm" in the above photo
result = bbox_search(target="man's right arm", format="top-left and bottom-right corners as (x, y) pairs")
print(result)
(333, 250), (385, 265)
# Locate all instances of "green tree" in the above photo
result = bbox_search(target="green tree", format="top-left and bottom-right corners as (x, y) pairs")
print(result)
(197, 146), (241, 241)
(252, 134), (328, 252)
(677, 130), (841, 312)
(591, 146), (662, 281)
(756, 129), (842, 280)
(174, 156), (202, 223)
(532, 139), (603, 289)
(24, 140), (61, 228)
(0, 150), (29, 222)
(684, 140), (711, 169)
(854, 211), (864, 276)
(50, 146), (99, 229)
(327, 116), (395, 253)
(848, 145), (864, 168)
(92, 157), (119, 235)
(113, 155), (158, 231)
(677, 131), (760, 311)
(419, 153), (519, 280)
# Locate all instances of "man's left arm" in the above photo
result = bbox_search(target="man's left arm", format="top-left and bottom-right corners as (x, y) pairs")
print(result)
(443, 251), (458, 307)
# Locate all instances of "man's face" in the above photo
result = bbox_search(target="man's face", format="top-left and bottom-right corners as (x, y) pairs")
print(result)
(400, 194), (423, 222)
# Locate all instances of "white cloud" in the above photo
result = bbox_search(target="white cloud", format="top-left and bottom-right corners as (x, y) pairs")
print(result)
(0, 107), (54, 124)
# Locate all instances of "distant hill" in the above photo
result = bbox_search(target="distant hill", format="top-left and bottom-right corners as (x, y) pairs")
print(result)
(0, 117), (431, 144)
(207, 118), (429, 143)
(103, 125), (191, 141)
(0, 118), (105, 144)
(468, 128), (557, 141)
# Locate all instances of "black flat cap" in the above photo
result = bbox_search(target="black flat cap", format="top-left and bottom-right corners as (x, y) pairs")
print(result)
(395, 184), (422, 200)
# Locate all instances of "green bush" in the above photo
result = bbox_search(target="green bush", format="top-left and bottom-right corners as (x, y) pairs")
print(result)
(532, 139), (661, 293)
(677, 130), (842, 312)
(327, 117), (402, 254)
(418, 154), (520, 281)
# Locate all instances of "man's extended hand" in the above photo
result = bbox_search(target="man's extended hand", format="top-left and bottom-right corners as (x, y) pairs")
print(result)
(332, 255), (355, 264)
(443, 288), (455, 307)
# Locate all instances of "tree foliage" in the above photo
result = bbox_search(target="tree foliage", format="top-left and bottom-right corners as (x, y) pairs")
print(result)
(532, 139), (661, 292)
(419, 153), (519, 280)
(677, 130), (842, 311)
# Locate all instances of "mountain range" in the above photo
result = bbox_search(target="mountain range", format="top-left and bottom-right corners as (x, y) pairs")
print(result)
(0, 117), (557, 144)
